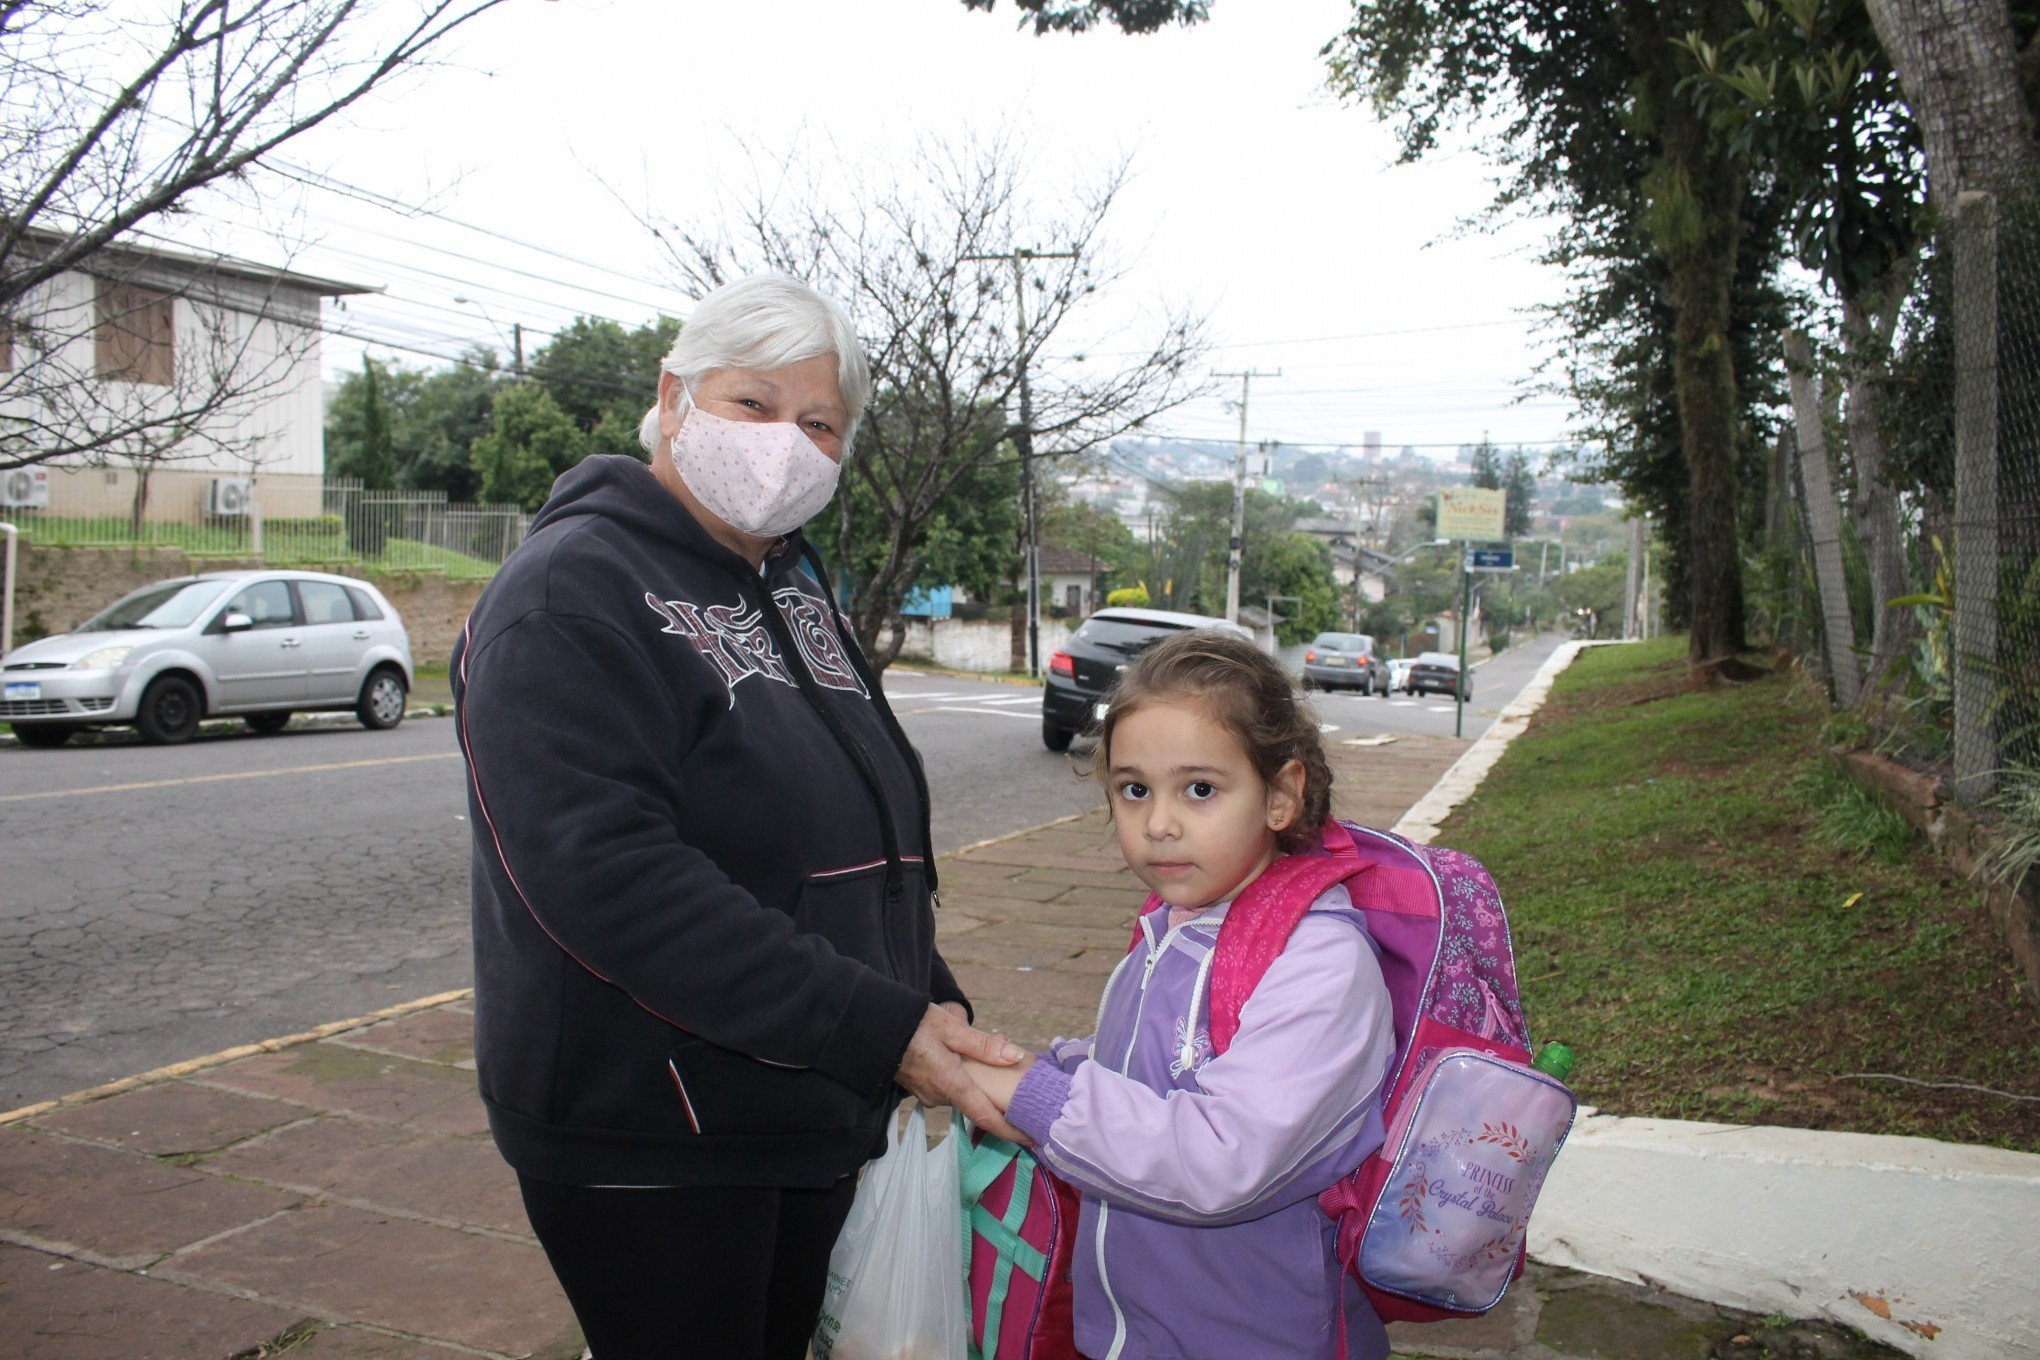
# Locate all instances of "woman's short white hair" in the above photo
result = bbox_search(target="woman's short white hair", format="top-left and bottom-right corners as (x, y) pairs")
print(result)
(637, 274), (872, 455)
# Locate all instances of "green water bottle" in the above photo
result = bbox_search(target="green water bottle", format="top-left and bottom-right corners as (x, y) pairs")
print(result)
(1531, 1041), (1576, 1084)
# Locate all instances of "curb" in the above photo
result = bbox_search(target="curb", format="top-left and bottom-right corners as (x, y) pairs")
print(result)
(0, 988), (474, 1128)
(0, 705), (449, 748)
(1391, 639), (1626, 844)
(885, 661), (1042, 689)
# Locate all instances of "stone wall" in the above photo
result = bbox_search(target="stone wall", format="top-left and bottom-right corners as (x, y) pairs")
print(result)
(6, 542), (484, 667)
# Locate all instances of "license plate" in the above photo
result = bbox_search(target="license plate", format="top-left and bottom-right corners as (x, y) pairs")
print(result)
(1324, 657), (1346, 666)
(3, 682), (40, 700)
(1093, 701), (1110, 722)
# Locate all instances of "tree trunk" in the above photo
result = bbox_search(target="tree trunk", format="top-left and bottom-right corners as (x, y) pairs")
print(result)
(1865, 0), (2040, 205)
(1662, 148), (1751, 664)
(1786, 331), (1865, 705)
(1840, 289), (1920, 689)
(128, 462), (152, 541)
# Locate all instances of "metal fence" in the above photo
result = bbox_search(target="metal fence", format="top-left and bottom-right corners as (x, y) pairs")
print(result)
(1762, 189), (2040, 805)
(4, 478), (528, 582)
(1951, 191), (2040, 801)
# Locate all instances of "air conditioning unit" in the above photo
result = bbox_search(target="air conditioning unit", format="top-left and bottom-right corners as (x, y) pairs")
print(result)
(207, 476), (254, 516)
(1, 468), (50, 509)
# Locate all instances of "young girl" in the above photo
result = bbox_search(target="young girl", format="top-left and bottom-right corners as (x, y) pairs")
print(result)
(967, 629), (1398, 1360)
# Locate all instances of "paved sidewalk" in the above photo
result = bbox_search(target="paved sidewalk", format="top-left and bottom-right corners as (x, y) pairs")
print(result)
(0, 730), (1901, 1359)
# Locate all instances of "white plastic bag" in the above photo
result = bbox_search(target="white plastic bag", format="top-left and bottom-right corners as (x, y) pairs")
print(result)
(813, 1104), (969, 1360)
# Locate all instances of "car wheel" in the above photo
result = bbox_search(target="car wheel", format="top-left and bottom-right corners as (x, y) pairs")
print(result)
(12, 723), (78, 748)
(245, 711), (292, 735)
(1042, 716), (1075, 753)
(357, 667), (408, 731)
(1361, 672), (1375, 697)
(136, 675), (203, 745)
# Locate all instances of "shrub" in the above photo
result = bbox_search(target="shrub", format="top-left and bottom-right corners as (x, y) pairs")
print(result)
(1107, 586), (1150, 608)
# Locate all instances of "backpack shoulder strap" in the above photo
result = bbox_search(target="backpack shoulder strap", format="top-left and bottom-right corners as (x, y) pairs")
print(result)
(1207, 837), (1372, 1056)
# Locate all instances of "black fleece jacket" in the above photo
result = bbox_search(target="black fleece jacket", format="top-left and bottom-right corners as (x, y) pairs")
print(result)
(453, 455), (967, 1188)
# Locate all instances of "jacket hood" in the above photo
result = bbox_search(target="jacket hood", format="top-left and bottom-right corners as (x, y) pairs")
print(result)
(531, 455), (811, 579)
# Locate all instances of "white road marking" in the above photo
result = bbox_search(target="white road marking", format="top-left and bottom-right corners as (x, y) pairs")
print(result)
(0, 753), (464, 805)
(973, 695), (1042, 707)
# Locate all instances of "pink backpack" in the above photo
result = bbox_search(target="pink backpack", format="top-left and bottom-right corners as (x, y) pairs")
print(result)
(961, 819), (1575, 1358)
(1211, 819), (1577, 1331)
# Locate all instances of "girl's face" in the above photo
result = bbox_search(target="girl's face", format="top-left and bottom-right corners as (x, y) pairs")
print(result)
(1105, 697), (1304, 911)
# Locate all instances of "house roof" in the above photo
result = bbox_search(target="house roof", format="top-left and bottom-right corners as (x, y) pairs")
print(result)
(21, 225), (379, 298)
(1037, 546), (1109, 574)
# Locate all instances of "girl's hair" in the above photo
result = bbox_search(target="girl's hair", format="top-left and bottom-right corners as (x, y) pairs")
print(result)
(1095, 629), (1334, 851)
(636, 274), (873, 455)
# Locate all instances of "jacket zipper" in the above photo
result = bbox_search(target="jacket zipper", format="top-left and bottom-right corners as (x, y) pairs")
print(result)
(744, 566), (909, 980)
(1092, 912), (1195, 1358)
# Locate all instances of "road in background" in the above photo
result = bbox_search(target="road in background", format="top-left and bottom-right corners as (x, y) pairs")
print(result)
(0, 634), (1569, 1107)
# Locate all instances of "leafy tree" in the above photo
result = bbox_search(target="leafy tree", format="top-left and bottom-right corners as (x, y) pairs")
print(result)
(528, 315), (679, 458)
(959, 0), (1208, 34)
(1503, 448), (1537, 538)
(323, 351), (502, 501)
(1321, 0), (1773, 665)
(473, 382), (586, 511)
(1040, 497), (1144, 588)
(1261, 532), (1342, 644)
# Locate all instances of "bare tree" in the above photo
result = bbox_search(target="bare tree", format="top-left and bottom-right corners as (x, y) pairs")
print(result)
(0, 0), (509, 472)
(652, 131), (1210, 664)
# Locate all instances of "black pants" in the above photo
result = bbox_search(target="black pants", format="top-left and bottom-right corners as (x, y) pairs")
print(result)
(518, 1174), (859, 1360)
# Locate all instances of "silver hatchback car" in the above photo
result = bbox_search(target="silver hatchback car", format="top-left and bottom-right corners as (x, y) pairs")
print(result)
(1, 570), (413, 747)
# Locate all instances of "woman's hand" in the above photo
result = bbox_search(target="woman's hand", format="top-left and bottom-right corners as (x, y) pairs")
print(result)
(895, 1003), (1028, 1142)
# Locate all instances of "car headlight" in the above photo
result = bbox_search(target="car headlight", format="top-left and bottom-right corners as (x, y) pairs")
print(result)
(75, 645), (134, 671)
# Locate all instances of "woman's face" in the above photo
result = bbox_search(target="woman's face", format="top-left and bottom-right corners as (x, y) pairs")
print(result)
(658, 353), (850, 461)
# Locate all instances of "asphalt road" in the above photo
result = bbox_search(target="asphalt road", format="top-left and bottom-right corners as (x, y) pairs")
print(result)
(0, 633), (1570, 1108)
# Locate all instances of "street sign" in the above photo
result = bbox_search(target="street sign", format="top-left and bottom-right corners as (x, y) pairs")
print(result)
(1437, 486), (1506, 540)
(1468, 548), (1515, 572)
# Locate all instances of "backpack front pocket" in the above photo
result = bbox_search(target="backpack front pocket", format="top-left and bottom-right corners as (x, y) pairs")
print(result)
(1356, 1047), (1576, 1313)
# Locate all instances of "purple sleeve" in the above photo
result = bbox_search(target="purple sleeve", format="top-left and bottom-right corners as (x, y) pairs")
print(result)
(1029, 913), (1395, 1226)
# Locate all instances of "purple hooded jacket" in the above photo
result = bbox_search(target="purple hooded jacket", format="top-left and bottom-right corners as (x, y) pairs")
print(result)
(1005, 882), (1396, 1360)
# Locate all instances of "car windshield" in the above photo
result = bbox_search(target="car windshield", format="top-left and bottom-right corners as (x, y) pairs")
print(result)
(1315, 634), (1368, 651)
(77, 580), (230, 632)
(1074, 617), (1190, 657)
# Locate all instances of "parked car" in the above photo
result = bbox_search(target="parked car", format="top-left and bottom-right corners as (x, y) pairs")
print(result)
(1404, 650), (1472, 700)
(1041, 606), (1249, 752)
(1300, 632), (1386, 694)
(1, 570), (414, 748)
(1386, 657), (1415, 692)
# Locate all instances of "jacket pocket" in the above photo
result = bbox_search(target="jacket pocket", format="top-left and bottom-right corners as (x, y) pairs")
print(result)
(793, 859), (933, 994)
(666, 1034), (869, 1135)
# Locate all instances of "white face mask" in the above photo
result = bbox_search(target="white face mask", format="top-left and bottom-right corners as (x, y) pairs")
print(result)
(668, 383), (842, 540)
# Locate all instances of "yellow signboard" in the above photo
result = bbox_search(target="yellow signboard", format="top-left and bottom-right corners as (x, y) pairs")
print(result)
(1437, 486), (1507, 541)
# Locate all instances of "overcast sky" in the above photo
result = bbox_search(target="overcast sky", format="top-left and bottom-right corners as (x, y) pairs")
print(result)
(175, 0), (1582, 457)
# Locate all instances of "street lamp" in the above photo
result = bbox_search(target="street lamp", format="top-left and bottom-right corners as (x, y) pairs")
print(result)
(452, 296), (524, 377)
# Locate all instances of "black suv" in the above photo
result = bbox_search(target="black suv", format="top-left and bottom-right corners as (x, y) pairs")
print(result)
(1040, 607), (1247, 751)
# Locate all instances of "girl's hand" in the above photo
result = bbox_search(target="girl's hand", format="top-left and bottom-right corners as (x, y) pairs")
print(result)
(962, 1053), (1035, 1113)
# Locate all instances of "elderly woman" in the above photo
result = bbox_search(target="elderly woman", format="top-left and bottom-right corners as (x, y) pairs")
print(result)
(452, 274), (1021, 1359)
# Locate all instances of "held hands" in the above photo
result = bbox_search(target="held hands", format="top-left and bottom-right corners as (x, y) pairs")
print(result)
(895, 1002), (1030, 1143)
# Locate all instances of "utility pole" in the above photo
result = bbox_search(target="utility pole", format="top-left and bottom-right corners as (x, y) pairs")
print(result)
(1215, 369), (1280, 625)
(512, 322), (526, 379)
(1350, 475), (1390, 628)
(963, 246), (1079, 675)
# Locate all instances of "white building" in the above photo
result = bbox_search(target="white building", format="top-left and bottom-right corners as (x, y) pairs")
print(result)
(1, 230), (374, 522)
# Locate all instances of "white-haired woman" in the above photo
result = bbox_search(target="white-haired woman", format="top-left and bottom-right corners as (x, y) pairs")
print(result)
(454, 274), (1022, 1358)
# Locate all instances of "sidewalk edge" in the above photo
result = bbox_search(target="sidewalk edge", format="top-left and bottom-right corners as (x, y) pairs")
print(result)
(1390, 639), (1627, 844)
(0, 987), (474, 1127)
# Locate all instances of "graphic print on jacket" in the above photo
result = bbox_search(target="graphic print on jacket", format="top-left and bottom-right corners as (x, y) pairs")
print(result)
(643, 583), (869, 703)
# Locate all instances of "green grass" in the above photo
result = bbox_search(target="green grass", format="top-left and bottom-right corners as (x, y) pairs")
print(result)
(1445, 636), (2040, 1150)
(19, 518), (500, 580)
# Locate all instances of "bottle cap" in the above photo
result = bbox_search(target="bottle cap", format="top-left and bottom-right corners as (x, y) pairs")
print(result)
(1531, 1041), (1576, 1083)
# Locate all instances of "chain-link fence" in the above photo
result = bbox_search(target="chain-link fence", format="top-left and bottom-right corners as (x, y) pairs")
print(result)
(1753, 189), (2040, 807)
(1949, 192), (2040, 802)
(5, 477), (527, 581)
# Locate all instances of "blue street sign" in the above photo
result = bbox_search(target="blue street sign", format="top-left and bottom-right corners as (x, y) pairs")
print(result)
(1468, 548), (1515, 572)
